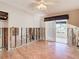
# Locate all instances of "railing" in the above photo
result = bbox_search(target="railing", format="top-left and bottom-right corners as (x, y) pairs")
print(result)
(67, 26), (79, 47)
(9, 27), (45, 49)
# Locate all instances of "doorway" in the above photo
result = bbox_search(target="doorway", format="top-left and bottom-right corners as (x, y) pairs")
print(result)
(44, 15), (69, 44)
(56, 20), (67, 44)
(45, 20), (68, 44)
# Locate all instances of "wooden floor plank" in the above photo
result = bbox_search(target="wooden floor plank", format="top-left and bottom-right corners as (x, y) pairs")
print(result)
(1, 40), (79, 59)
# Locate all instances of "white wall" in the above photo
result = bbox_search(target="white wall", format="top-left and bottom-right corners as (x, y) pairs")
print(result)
(0, 2), (41, 51)
(0, 2), (41, 28)
(45, 21), (56, 41)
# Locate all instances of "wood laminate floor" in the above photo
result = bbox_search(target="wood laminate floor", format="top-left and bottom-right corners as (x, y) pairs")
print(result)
(1, 40), (79, 59)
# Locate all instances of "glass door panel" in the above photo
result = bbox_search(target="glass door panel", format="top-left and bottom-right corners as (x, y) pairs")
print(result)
(56, 20), (67, 44)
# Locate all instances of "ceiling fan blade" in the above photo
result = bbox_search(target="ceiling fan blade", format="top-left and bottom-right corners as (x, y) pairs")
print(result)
(29, 0), (58, 10)
(45, 2), (55, 5)
(28, 2), (41, 10)
(32, 0), (41, 4)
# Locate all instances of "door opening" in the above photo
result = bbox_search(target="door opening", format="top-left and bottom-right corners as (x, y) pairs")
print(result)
(56, 19), (67, 44)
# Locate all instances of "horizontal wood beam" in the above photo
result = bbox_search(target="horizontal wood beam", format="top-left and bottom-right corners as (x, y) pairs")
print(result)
(44, 14), (69, 22)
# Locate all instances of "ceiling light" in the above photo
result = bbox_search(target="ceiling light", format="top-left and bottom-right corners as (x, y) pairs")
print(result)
(36, 3), (47, 10)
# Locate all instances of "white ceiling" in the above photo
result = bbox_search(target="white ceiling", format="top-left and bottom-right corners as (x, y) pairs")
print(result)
(0, 0), (79, 15)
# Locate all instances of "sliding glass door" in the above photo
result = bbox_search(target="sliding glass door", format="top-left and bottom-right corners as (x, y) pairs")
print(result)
(56, 20), (67, 44)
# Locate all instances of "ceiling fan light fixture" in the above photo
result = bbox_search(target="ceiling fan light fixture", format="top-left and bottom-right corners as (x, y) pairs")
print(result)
(36, 3), (47, 10)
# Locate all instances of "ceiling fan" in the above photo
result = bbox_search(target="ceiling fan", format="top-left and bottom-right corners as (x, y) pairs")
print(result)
(31, 0), (56, 10)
